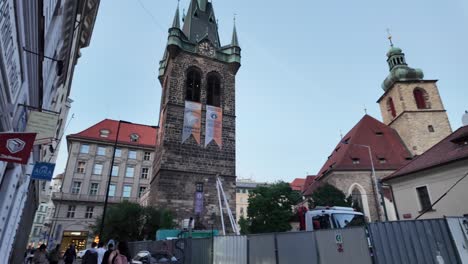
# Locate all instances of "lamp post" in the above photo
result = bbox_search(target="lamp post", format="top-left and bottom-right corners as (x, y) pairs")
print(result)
(343, 142), (388, 221)
(98, 120), (131, 240)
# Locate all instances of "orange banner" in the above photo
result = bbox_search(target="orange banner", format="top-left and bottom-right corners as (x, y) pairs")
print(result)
(205, 105), (222, 148)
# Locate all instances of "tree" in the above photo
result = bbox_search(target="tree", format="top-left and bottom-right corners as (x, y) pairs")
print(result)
(308, 183), (352, 208)
(93, 201), (174, 242)
(238, 216), (250, 235)
(247, 181), (303, 234)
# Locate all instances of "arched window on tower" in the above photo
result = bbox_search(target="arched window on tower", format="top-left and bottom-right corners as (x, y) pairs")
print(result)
(414, 88), (430, 109)
(207, 74), (221, 106)
(351, 188), (363, 213)
(186, 68), (201, 102)
(387, 97), (397, 118)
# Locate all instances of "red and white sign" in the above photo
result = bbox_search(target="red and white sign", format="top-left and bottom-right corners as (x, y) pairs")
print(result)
(0, 133), (37, 164)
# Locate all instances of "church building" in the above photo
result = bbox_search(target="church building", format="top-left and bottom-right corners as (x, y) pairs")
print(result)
(303, 43), (452, 222)
(149, 0), (241, 228)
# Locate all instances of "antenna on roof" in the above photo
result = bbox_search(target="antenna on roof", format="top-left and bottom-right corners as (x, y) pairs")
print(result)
(462, 111), (468, 126)
(386, 28), (394, 47)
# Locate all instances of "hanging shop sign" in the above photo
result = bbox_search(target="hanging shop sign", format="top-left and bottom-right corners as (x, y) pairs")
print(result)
(182, 101), (202, 144)
(26, 111), (59, 145)
(0, 132), (37, 164)
(205, 105), (222, 148)
(31, 162), (56, 181)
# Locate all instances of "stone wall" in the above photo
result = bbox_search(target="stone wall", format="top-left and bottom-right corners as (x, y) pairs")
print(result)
(151, 51), (237, 228)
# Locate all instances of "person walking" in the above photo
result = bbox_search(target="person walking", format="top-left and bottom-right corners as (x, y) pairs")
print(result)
(63, 244), (76, 264)
(33, 244), (48, 264)
(47, 244), (61, 264)
(82, 242), (98, 264)
(109, 241), (131, 264)
(102, 243), (114, 264)
(96, 242), (106, 264)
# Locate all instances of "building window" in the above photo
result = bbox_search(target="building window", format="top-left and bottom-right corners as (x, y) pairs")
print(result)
(387, 97), (397, 118)
(41, 181), (46, 191)
(352, 158), (360, 164)
(428, 125), (435, 133)
(85, 206), (94, 219)
(89, 183), (99, 195)
(414, 88), (429, 109)
(186, 68), (201, 102)
(196, 182), (204, 192)
(416, 186), (432, 211)
(67, 205), (76, 218)
(108, 184), (116, 197)
(139, 186), (147, 198)
(80, 144), (89, 154)
(130, 134), (139, 142)
(207, 74), (221, 106)
(128, 150), (137, 159)
(141, 168), (149, 179)
(93, 163), (103, 175)
(100, 129), (110, 138)
(125, 166), (135, 178)
(33, 227), (40, 236)
(71, 182), (81, 194)
(144, 152), (151, 161)
(236, 189), (240, 193)
(241, 189), (246, 194)
(378, 158), (387, 164)
(114, 148), (122, 157)
(112, 164), (119, 176)
(76, 161), (86, 173)
(240, 207), (244, 216)
(97, 146), (106, 155)
(123, 185), (132, 198)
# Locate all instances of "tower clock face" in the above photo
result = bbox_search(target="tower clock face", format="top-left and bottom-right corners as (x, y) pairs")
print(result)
(198, 42), (215, 57)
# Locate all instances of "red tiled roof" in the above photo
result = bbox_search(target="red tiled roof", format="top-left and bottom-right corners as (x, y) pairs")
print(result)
(303, 115), (411, 196)
(290, 178), (306, 191)
(384, 126), (468, 181)
(68, 119), (158, 148)
(302, 175), (317, 192)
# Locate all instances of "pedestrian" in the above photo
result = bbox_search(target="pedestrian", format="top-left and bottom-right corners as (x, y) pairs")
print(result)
(63, 244), (76, 264)
(102, 243), (114, 264)
(96, 242), (106, 264)
(33, 244), (48, 264)
(82, 242), (98, 264)
(47, 244), (61, 264)
(109, 241), (131, 264)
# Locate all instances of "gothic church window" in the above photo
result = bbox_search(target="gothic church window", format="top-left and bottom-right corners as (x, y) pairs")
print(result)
(414, 88), (430, 109)
(186, 68), (201, 102)
(207, 73), (221, 106)
(387, 97), (397, 118)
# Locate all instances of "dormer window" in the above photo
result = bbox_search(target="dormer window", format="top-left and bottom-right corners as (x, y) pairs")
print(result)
(100, 129), (110, 138)
(352, 158), (360, 164)
(378, 158), (387, 164)
(375, 131), (384, 136)
(130, 134), (139, 142)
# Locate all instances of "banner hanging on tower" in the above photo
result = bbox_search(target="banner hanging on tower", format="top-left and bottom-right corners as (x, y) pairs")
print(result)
(205, 105), (222, 147)
(182, 101), (202, 144)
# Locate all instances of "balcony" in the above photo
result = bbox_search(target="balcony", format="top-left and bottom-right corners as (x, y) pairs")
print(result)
(51, 192), (139, 204)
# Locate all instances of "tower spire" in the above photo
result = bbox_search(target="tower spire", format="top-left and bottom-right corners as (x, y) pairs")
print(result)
(231, 14), (239, 47)
(172, 0), (181, 29)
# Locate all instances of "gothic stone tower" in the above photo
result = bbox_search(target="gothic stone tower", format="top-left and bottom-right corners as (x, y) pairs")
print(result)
(150, 0), (241, 228)
(377, 45), (451, 156)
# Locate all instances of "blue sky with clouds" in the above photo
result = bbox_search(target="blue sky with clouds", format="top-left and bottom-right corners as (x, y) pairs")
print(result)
(54, 0), (468, 183)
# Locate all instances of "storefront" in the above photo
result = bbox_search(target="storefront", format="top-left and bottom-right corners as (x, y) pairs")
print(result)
(60, 231), (88, 252)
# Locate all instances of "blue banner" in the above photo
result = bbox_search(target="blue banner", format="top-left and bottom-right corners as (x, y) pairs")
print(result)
(31, 162), (55, 181)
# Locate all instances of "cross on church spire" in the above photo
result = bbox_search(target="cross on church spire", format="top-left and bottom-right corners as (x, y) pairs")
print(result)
(386, 28), (394, 47)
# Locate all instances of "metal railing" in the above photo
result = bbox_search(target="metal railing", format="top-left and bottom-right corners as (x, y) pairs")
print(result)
(51, 192), (139, 203)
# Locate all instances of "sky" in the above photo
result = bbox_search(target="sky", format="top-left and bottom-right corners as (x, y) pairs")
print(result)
(54, 0), (468, 183)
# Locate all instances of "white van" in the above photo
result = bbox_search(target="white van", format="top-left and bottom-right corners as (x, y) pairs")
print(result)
(305, 206), (366, 231)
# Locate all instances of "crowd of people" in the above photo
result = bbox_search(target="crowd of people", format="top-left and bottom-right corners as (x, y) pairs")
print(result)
(24, 241), (132, 264)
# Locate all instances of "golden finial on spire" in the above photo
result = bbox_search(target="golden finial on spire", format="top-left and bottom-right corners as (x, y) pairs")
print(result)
(386, 28), (394, 47)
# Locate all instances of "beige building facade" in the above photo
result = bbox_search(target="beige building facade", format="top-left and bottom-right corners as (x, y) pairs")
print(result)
(50, 120), (156, 251)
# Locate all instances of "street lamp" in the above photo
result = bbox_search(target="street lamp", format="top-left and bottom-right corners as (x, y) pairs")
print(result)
(343, 141), (388, 221)
(98, 120), (132, 240)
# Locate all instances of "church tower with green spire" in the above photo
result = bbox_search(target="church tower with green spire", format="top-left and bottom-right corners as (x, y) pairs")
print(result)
(377, 43), (451, 156)
(151, 0), (241, 228)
